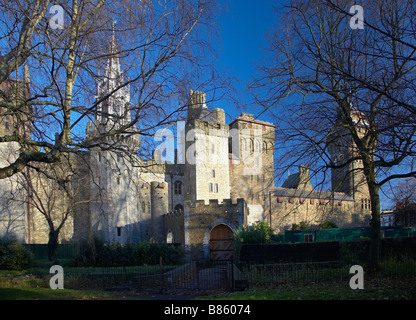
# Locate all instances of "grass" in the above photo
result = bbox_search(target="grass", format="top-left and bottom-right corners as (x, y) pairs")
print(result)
(1, 256), (415, 300)
(201, 275), (416, 300)
(0, 271), (135, 299)
(0, 288), (133, 300)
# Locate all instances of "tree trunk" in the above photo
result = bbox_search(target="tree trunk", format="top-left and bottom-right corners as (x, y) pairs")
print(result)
(48, 229), (59, 262)
(368, 180), (381, 273)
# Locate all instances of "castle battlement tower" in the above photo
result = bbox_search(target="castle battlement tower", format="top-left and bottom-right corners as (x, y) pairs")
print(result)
(327, 103), (371, 220)
(184, 90), (230, 204)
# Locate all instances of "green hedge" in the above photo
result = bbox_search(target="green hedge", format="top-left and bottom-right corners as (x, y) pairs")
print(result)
(75, 235), (185, 267)
(0, 238), (34, 270)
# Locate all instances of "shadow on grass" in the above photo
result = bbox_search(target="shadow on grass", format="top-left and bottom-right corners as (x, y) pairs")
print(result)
(0, 288), (137, 300)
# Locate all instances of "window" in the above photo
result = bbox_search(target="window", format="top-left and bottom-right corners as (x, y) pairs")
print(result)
(212, 170), (215, 178)
(214, 183), (218, 193)
(174, 180), (182, 195)
(209, 183), (213, 192)
(304, 234), (314, 243)
(166, 230), (174, 244)
(5, 116), (9, 130)
(255, 140), (261, 152)
(174, 204), (184, 212)
(116, 227), (122, 237)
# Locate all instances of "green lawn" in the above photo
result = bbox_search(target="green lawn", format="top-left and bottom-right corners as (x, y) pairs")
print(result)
(0, 287), (133, 300)
(201, 275), (416, 300)
(1, 260), (415, 300)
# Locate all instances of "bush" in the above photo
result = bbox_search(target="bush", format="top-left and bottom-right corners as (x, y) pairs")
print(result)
(235, 221), (274, 245)
(320, 220), (338, 229)
(75, 235), (184, 267)
(291, 221), (310, 230)
(0, 238), (34, 270)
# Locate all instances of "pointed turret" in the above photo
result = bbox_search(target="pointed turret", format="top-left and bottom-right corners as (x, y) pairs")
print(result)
(95, 23), (131, 127)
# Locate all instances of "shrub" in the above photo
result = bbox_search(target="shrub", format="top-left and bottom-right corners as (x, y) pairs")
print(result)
(320, 220), (338, 229)
(0, 237), (34, 270)
(291, 221), (310, 230)
(75, 235), (184, 267)
(235, 221), (274, 245)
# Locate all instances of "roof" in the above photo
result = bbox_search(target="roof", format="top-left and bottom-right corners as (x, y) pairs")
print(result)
(229, 112), (276, 128)
(274, 187), (354, 201)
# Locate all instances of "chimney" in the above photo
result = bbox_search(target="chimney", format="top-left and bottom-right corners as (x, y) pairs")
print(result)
(298, 165), (312, 190)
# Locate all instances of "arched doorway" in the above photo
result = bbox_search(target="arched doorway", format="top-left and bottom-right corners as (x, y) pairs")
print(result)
(166, 229), (174, 244)
(209, 224), (234, 261)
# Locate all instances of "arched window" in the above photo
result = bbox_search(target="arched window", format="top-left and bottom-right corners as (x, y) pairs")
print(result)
(174, 180), (182, 195)
(174, 204), (184, 212)
(255, 139), (261, 152)
(242, 138), (247, 151)
(166, 230), (174, 244)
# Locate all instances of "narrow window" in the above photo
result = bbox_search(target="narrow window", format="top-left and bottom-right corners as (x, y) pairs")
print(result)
(212, 169), (215, 178)
(209, 183), (213, 192)
(214, 183), (218, 193)
(5, 116), (9, 130)
(304, 234), (314, 243)
(117, 227), (122, 237)
(174, 180), (182, 195)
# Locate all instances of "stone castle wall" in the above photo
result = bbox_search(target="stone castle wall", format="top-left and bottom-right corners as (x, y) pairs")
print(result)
(164, 198), (246, 261)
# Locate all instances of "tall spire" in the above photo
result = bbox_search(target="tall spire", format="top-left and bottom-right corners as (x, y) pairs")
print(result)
(95, 20), (131, 127)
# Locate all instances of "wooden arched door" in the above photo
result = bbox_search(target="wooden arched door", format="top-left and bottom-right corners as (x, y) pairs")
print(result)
(209, 224), (234, 261)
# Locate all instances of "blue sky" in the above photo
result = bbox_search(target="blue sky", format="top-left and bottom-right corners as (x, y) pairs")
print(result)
(212, 0), (284, 121)
(211, 1), (395, 210)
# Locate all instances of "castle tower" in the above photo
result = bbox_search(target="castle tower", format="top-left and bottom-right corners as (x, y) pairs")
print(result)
(327, 103), (371, 217)
(150, 181), (169, 242)
(184, 90), (230, 204)
(95, 26), (131, 128)
(0, 68), (32, 243)
(84, 27), (142, 242)
(87, 25), (140, 152)
(228, 112), (275, 225)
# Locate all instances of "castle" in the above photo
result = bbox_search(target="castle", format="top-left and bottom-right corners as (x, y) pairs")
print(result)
(0, 34), (371, 261)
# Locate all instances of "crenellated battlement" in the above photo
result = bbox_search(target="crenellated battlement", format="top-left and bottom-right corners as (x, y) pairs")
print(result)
(184, 198), (245, 209)
(164, 209), (184, 219)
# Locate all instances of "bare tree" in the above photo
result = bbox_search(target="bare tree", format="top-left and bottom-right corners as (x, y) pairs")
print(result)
(389, 178), (416, 209)
(0, 0), (221, 179)
(252, 0), (416, 271)
(19, 154), (93, 261)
